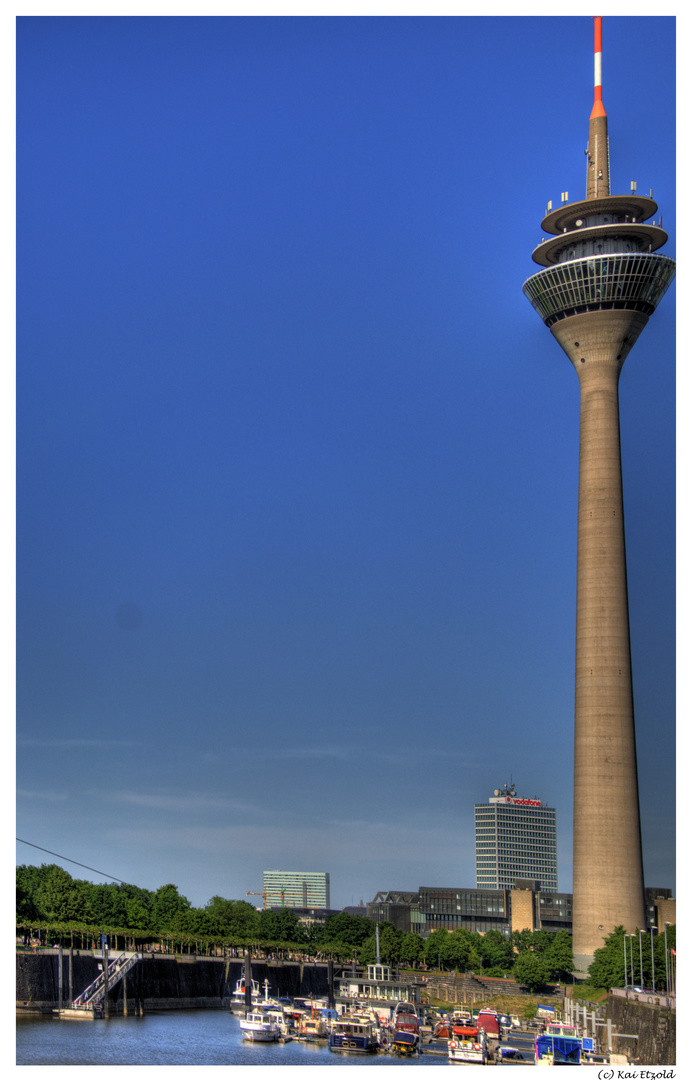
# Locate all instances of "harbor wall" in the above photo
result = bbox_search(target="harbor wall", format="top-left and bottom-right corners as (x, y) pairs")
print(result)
(16, 952), (330, 1014)
(606, 993), (676, 1066)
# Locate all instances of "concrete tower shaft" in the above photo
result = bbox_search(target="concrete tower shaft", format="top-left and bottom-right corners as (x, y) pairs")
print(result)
(522, 16), (675, 972)
(565, 310), (648, 968)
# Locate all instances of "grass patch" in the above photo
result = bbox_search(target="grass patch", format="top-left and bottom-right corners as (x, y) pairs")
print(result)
(569, 986), (609, 1005)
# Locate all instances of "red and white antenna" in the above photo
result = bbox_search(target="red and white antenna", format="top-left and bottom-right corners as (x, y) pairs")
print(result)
(590, 16), (606, 119)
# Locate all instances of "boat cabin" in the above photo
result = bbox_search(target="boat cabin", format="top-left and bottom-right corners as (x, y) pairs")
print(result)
(336, 964), (420, 1004)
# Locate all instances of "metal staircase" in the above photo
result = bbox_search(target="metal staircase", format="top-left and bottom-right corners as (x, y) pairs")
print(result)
(73, 952), (141, 1006)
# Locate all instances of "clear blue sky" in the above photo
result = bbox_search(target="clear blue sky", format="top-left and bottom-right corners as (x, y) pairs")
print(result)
(16, 15), (676, 911)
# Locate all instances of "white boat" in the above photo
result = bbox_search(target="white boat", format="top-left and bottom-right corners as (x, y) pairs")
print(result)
(231, 976), (262, 1006)
(262, 1004), (295, 1040)
(448, 1023), (488, 1065)
(239, 1010), (281, 1042)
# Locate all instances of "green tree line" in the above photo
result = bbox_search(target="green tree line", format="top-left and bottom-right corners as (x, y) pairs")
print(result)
(16, 863), (380, 958)
(17, 863), (577, 990)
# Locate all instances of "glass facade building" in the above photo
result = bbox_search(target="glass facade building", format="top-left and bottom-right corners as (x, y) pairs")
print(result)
(367, 884), (573, 937)
(262, 870), (330, 910)
(418, 886), (508, 934)
(475, 784), (558, 891)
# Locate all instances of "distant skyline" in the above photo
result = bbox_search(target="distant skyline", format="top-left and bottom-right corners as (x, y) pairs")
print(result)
(16, 14), (675, 911)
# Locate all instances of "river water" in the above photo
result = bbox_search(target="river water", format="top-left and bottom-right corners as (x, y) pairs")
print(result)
(16, 1010), (450, 1068)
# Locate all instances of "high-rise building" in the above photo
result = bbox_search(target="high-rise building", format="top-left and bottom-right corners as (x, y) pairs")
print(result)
(522, 17), (675, 971)
(474, 783), (557, 892)
(262, 870), (330, 910)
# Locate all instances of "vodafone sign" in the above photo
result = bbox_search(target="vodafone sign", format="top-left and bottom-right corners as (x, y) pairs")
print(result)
(507, 797), (541, 807)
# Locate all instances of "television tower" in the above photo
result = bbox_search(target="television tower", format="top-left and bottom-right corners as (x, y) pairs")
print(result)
(522, 17), (675, 972)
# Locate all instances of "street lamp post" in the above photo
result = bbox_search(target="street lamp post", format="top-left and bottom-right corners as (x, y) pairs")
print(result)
(638, 931), (644, 987)
(650, 928), (656, 992)
(623, 933), (628, 988)
(629, 935), (635, 987)
(664, 924), (670, 996)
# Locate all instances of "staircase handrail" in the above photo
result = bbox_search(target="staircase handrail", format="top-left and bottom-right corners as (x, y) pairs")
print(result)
(72, 952), (141, 1006)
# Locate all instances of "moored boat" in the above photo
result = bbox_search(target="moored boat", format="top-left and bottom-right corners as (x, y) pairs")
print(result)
(535, 1031), (582, 1065)
(328, 1014), (379, 1054)
(261, 1003), (295, 1040)
(496, 1044), (529, 1063)
(392, 1029), (419, 1056)
(298, 1014), (329, 1040)
(231, 976), (261, 1008)
(448, 1024), (488, 1065)
(391, 1000), (419, 1054)
(239, 1010), (280, 1042)
(434, 1009), (471, 1039)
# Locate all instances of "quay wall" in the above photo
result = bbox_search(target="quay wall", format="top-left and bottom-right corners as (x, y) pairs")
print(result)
(16, 952), (329, 1014)
(606, 993), (676, 1066)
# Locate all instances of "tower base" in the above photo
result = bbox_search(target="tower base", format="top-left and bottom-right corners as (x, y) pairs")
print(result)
(572, 953), (595, 979)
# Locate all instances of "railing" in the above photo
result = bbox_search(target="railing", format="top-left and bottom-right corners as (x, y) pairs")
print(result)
(523, 252), (675, 326)
(73, 953), (141, 1006)
(611, 987), (675, 1009)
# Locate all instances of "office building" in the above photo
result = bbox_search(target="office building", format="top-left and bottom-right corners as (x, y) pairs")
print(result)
(262, 870), (330, 909)
(475, 783), (558, 892)
(368, 884), (572, 937)
(522, 17), (674, 971)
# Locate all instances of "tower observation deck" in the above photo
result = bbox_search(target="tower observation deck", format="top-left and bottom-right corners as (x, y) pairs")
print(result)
(522, 18), (674, 973)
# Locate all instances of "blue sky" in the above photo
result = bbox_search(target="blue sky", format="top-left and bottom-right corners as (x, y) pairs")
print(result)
(16, 14), (676, 911)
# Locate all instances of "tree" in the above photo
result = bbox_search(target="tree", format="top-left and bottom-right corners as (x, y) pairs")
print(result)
(320, 912), (373, 948)
(512, 928), (552, 955)
(210, 899), (260, 940)
(33, 865), (91, 923)
(379, 923), (403, 965)
(588, 926), (628, 990)
(400, 931), (424, 969)
(544, 931), (574, 982)
(511, 928), (536, 954)
(152, 884), (192, 932)
(467, 943), (482, 975)
(512, 951), (550, 992)
(257, 907), (305, 944)
(479, 929), (515, 971)
(447, 929), (475, 973)
(423, 929), (454, 971)
(16, 878), (39, 921)
(358, 933), (378, 966)
(125, 892), (153, 931)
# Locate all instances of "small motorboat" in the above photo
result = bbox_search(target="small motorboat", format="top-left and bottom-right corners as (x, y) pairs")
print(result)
(329, 1014), (379, 1054)
(448, 1024), (488, 1065)
(239, 1010), (280, 1042)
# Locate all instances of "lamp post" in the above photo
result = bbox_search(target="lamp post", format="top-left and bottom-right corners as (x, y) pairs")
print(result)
(629, 935), (635, 987)
(650, 928), (656, 992)
(664, 937), (673, 993)
(664, 924), (670, 996)
(638, 931), (644, 987)
(623, 933), (628, 988)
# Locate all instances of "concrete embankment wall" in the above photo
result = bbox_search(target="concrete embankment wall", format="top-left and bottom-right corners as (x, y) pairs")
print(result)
(606, 993), (676, 1066)
(16, 952), (330, 1014)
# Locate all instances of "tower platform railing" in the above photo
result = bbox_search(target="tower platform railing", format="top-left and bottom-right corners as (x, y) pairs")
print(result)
(523, 252), (675, 326)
